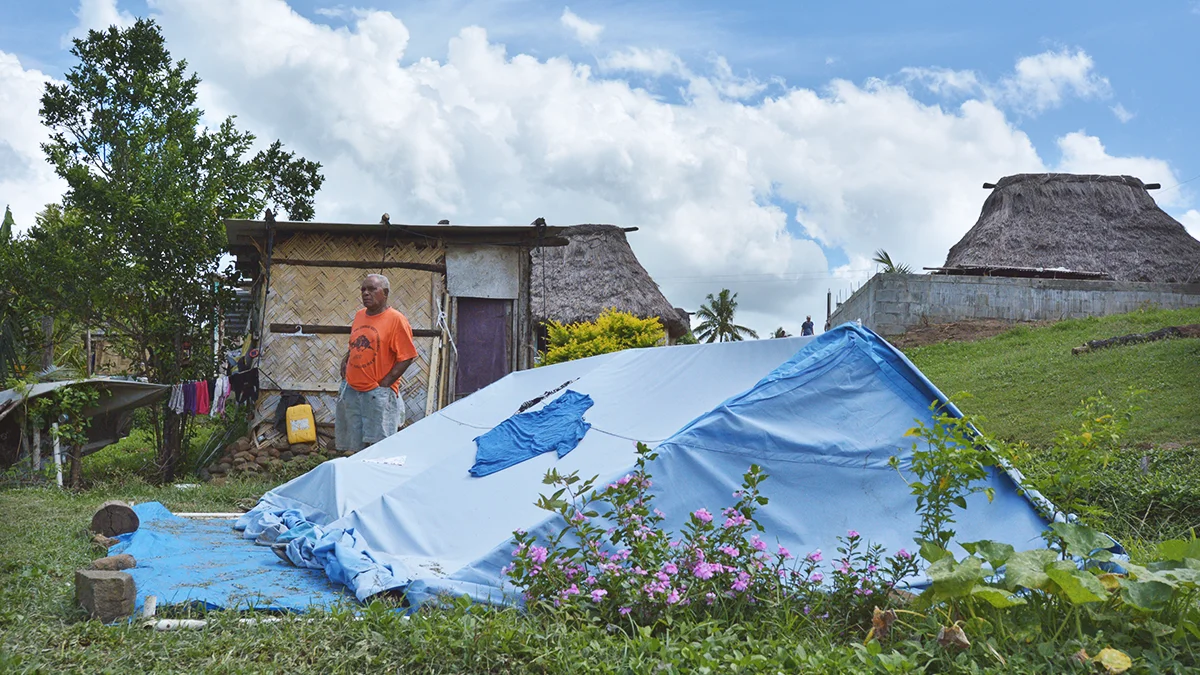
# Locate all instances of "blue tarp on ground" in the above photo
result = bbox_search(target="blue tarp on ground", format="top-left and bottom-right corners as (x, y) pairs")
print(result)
(110, 502), (350, 612)
(217, 325), (1053, 608)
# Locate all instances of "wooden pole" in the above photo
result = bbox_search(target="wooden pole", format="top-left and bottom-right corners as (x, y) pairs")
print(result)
(85, 329), (93, 376)
(272, 258), (447, 273)
(32, 425), (41, 471)
(52, 423), (62, 488)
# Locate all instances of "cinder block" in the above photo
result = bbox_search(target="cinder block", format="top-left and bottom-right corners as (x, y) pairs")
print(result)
(75, 569), (135, 623)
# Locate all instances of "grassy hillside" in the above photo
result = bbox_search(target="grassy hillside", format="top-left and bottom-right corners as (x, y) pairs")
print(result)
(904, 306), (1200, 447)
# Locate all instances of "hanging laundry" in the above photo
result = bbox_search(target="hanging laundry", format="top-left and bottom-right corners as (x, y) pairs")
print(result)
(168, 384), (185, 414)
(183, 381), (196, 414)
(196, 380), (211, 415)
(470, 390), (594, 478)
(230, 368), (259, 406)
(210, 375), (230, 417)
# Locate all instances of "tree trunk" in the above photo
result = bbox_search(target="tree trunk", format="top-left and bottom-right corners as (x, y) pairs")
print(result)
(159, 407), (185, 484)
(41, 316), (54, 370)
(69, 444), (83, 489)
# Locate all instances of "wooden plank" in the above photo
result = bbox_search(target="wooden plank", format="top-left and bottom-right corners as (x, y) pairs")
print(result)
(269, 323), (440, 338)
(271, 380), (341, 393)
(274, 258), (446, 273)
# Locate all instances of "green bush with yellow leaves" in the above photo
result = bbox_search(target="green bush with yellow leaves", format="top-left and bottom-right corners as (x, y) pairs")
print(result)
(540, 309), (666, 366)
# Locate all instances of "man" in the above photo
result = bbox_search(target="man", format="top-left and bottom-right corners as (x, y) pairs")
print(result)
(801, 315), (815, 336)
(335, 274), (418, 453)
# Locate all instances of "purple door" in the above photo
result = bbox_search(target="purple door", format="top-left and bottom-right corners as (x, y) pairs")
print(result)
(455, 298), (510, 397)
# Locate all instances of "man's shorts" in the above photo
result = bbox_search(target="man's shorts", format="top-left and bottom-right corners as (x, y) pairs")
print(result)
(335, 381), (405, 452)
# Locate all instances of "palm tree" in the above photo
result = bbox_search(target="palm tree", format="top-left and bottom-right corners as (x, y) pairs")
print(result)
(872, 249), (913, 274)
(772, 327), (789, 338)
(694, 289), (759, 343)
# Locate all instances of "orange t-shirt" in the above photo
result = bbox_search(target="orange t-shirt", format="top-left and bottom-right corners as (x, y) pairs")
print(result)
(346, 307), (418, 393)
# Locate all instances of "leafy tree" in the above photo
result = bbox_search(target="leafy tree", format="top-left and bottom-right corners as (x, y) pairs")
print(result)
(872, 249), (913, 274)
(772, 327), (789, 338)
(693, 289), (758, 343)
(39, 19), (324, 481)
(540, 309), (666, 365)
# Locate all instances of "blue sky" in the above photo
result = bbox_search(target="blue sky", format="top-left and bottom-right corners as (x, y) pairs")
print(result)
(2, 0), (1197, 332)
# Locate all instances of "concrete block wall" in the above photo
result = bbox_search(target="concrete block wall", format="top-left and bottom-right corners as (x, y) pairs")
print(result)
(829, 274), (1200, 337)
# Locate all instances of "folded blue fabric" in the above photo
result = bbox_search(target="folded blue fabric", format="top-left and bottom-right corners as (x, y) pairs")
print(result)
(470, 389), (594, 477)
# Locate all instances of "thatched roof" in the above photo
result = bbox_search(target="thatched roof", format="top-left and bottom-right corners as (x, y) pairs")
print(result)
(531, 225), (690, 338)
(944, 174), (1200, 283)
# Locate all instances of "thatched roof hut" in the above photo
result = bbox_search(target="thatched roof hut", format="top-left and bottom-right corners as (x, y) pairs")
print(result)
(531, 224), (690, 338)
(943, 174), (1200, 283)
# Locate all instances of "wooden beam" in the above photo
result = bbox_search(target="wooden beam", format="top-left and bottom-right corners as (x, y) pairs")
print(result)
(273, 258), (447, 273)
(269, 323), (441, 338)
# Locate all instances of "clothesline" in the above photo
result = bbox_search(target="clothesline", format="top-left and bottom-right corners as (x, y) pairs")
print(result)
(167, 377), (233, 418)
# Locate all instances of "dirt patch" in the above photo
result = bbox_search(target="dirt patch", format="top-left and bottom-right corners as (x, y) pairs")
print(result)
(888, 319), (1051, 349)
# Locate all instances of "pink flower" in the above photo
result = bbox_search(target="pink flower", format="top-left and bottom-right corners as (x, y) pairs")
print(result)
(806, 549), (823, 563)
(723, 512), (748, 528)
(868, 564), (877, 573)
(663, 563), (678, 575)
(777, 545), (793, 560)
(590, 589), (607, 602)
(529, 546), (548, 564)
(750, 536), (767, 552)
(693, 508), (713, 523)
(618, 475), (632, 486)
(653, 509), (666, 518)
(897, 548), (912, 560)
(719, 546), (740, 557)
(619, 607), (631, 616)
(564, 584), (580, 596)
(705, 592), (716, 605)
(811, 572), (824, 583)
(847, 530), (860, 538)
(655, 572), (670, 583)
(666, 590), (680, 604)
(731, 579), (748, 592)
(586, 575), (597, 585)
(693, 563), (715, 580)
(571, 512), (586, 523)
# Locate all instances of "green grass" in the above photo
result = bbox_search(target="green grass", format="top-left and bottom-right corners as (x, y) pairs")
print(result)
(905, 306), (1200, 447)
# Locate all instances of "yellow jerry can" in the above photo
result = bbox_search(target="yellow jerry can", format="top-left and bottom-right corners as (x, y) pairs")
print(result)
(286, 404), (317, 444)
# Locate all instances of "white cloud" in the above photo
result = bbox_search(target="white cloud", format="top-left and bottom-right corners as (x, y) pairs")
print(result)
(904, 47), (1110, 116)
(0, 52), (68, 233)
(314, 5), (352, 20)
(824, 56), (837, 66)
(1111, 103), (1135, 123)
(61, 0), (135, 48)
(599, 47), (686, 78)
(560, 7), (603, 45)
(1003, 48), (1110, 113)
(1054, 131), (1184, 207)
(1179, 210), (1200, 240)
(3, 0), (1186, 335)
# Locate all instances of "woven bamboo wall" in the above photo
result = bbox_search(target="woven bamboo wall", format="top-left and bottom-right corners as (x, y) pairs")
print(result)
(257, 232), (445, 427)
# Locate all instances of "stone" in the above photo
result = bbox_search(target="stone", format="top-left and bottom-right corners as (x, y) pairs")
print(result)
(90, 501), (139, 537)
(290, 442), (317, 455)
(87, 554), (136, 571)
(256, 456), (271, 466)
(279, 452), (294, 462)
(90, 533), (120, 549)
(198, 468), (211, 482)
(230, 437), (252, 454)
(233, 451), (253, 462)
(217, 463), (231, 473)
(267, 447), (280, 458)
(271, 436), (291, 451)
(75, 570), (136, 623)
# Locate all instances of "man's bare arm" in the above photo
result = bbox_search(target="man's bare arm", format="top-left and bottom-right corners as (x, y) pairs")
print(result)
(379, 358), (414, 389)
(340, 351), (350, 380)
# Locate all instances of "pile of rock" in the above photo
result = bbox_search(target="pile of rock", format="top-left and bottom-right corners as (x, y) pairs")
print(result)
(205, 422), (355, 478)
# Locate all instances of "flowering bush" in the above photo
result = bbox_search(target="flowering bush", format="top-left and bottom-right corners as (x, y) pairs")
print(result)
(506, 443), (919, 629)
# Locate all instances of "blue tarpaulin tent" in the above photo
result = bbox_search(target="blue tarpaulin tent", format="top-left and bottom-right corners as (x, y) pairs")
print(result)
(132, 325), (1053, 610)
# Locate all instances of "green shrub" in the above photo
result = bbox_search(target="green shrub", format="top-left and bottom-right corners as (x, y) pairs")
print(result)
(540, 309), (665, 366)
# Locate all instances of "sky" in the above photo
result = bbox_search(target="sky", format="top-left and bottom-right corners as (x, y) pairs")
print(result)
(2, 0), (1199, 335)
